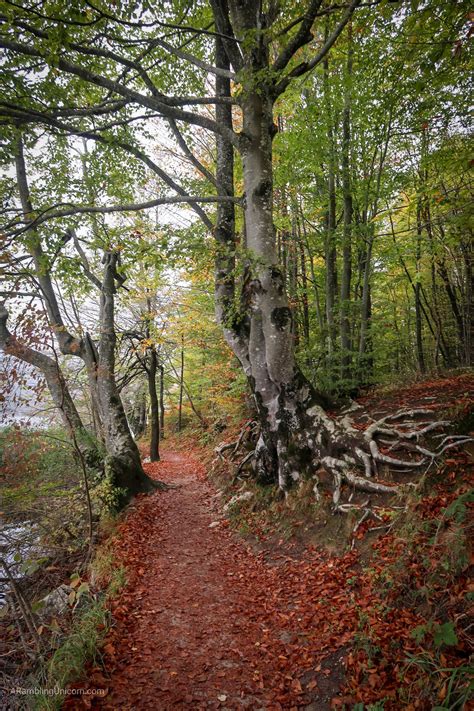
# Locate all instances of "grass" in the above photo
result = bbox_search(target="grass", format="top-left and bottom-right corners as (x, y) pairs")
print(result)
(401, 652), (473, 710)
(36, 600), (109, 710)
(33, 546), (126, 710)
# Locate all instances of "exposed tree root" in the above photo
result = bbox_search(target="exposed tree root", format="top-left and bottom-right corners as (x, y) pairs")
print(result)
(234, 450), (256, 480)
(216, 402), (473, 519)
(214, 420), (258, 461)
(319, 406), (473, 513)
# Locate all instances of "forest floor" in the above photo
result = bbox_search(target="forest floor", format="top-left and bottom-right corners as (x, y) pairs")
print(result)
(69, 374), (473, 710)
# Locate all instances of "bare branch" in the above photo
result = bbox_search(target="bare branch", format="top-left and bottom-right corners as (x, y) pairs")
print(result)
(71, 231), (102, 290)
(8, 195), (240, 237)
(168, 118), (218, 188)
(153, 37), (236, 80)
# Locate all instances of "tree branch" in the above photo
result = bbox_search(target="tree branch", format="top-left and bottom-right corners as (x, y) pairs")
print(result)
(7, 195), (241, 237)
(71, 230), (102, 290)
(14, 135), (83, 356)
(168, 118), (218, 188)
(272, 0), (324, 75)
(0, 36), (240, 146)
(152, 37), (237, 80)
(274, 0), (362, 96)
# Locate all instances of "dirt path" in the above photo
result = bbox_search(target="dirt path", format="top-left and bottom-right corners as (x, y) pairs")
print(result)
(85, 449), (355, 710)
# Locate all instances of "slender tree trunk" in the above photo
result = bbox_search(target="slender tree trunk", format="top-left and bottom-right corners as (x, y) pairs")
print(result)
(299, 206), (324, 333)
(97, 252), (158, 503)
(415, 200), (426, 372)
(340, 24), (353, 386)
(358, 224), (374, 383)
(177, 337), (184, 432)
(298, 237), (310, 348)
(138, 392), (147, 435)
(437, 256), (465, 363)
(159, 364), (165, 438)
(389, 210), (453, 367)
(323, 52), (338, 363)
(289, 213), (300, 346)
(147, 348), (160, 461)
(460, 239), (473, 366)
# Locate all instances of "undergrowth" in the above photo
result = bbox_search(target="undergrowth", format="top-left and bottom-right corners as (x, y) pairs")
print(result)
(0, 426), (128, 710)
(345, 463), (473, 710)
(35, 537), (126, 710)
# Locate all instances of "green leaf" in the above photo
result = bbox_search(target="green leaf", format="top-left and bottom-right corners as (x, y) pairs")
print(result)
(77, 582), (90, 597)
(31, 599), (45, 613)
(433, 622), (458, 648)
(411, 624), (428, 643)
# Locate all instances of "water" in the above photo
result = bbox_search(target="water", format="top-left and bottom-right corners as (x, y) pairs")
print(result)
(0, 521), (42, 605)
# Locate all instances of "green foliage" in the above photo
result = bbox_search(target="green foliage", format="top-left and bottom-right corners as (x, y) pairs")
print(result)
(411, 621), (459, 649)
(442, 490), (474, 524)
(92, 473), (128, 514)
(30, 536), (126, 709)
(36, 599), (108, 710)
(403, 653), (473, 711)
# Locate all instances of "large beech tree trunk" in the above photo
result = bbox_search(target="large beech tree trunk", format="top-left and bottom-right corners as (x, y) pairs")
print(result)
(214, 28), (336, 490)
(211, 5), (421, 500)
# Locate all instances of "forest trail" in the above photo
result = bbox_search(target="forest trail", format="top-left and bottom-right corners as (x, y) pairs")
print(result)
(84, 449), (351, 710)
(73, 375), (473, 710)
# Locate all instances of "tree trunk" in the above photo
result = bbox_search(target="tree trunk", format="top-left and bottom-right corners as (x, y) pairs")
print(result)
(177, 337), (184, 432)
(15, 135), (157, 505)
(323, 52), (338, 363)
(148, 348), (160, 461)
(460, 239), (473, 366)
(358, 225), (374, 384)
(340, 24), (353, 386)
(97, 252), (157, 504)
(159, 364), (165, 438)
(298, 235), (310, 348)
(213, 20), (331, 488)
(415, 200), (426, 372)
(299, 206), (324, 333)
(138, 392), (147, 436)
(212, 4), (409, 497)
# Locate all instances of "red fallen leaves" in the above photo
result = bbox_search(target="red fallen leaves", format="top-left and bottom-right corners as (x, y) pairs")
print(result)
(62, 426), (473, 711)
(66, 450), (363, 709)
(357, 372), (474, 414)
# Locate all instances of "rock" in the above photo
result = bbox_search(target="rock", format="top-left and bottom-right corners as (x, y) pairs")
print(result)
(223, 491), (254, 513)
(208, 521), (220, 529)
(38, 584), (70, 618)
